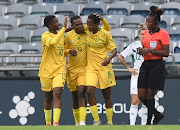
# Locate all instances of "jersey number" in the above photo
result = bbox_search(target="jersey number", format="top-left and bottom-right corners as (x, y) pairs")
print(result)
(135, 53), (141, 60)
(108, 71), (111, 78)
(59, 49), (63, 56)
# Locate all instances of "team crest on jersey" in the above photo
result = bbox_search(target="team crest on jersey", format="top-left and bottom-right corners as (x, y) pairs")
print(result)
(87, 34), (89, 37)
(78, 37), (80, 40)
(96, 39), (99, 42)
(70, 40), (74, 43)
(150, 41), (157, 49)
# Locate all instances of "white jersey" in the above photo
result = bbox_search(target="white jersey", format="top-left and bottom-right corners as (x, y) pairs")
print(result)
(121, 41), (144, 71)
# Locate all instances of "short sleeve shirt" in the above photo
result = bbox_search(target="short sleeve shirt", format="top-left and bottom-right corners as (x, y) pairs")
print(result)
(142, 28), (170, 60)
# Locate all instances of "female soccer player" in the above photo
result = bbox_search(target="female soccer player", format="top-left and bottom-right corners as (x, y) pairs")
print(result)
(85, 14), (117, 125)
(38, 15), (69, 126)
(137, 6), (170, 125)
(118, 23), (148, 125)
(64, 14), (111, 126)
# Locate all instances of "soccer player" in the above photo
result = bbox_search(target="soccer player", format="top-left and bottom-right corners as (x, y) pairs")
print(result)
(118, 23), (148, 125)
(137, 6), (170, 125)
(64, 14), (111, 126)
(85, 14), (117, 125)
(38, 15), (69, 126)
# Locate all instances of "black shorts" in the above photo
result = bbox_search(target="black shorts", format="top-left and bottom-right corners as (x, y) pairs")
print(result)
(138, 59), (165, 90)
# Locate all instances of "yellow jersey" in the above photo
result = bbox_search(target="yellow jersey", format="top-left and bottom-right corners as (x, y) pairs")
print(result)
(86, 28), (117, 70)
(65, 18), (111, 72)
(65, 30), (87, 72)
(38, 27), (66, 78)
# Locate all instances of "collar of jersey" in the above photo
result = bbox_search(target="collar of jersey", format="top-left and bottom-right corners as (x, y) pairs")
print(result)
(149, 27), (160, 35)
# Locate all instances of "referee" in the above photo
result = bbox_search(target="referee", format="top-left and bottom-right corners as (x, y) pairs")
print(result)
(137, 6), (170, 125)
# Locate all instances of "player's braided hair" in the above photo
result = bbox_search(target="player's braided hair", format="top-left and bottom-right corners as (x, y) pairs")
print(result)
(88, 14), (100, 24)
(148, 6), (164, 24)
(138, 23), (147, 34)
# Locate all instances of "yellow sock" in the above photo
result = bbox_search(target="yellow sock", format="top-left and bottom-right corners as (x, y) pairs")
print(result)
(44, 109), (52, 125)
(53, 108), (61, 124)
(90, 105), (99, 122)
(106, 108), (113, 124)
(79, 107), (87, 122)
(73, 108), (80, 124)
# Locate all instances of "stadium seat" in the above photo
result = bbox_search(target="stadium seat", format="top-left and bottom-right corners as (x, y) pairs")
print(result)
(0, 0), (14, 6)
(130, 2), (156, 17)
(110, 28), (133, 43)
(67, 0), (90, 4)
(0, 42), (19, 65)
(0, 42), (19, 55)
(158, 15), (171, 29)
(5, 3), (29, 18)
(107, 1), (131, 17)
(171, 16), (180, 27)
(169, 0), (180, 2)
(17, 0), (42, 5)
(31, 27), (47, 42)
(144, 0), (167, 5)
(165, 27), (180, 42)
(120, 0), (143, 5)
(80, 15), (88, 24)
(99, 15), (120, 29)
(19, 42), (42, 54)
(30, 3), (53, 17)
(161, 2), (180, 18)
(0, 15), (17, 30)
(120, 15), (145, 31)
(93, 0), (118, 4)
(0, 30), (4, 43)
(55, 14), (66, 29)
(55, 2), (78, 19)
(111, 40), (121, 63)
(43, 0), (64, 4)
(6, 28), (30, 44)
(18, 15), (42, 30)
(0, 6), (2, 16)
(81, 1), (107, 16)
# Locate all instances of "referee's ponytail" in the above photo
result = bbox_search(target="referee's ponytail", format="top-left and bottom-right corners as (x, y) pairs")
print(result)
(148, 6), (164, 25)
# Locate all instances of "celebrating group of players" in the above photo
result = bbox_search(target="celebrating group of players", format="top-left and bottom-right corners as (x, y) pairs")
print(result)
(38, 5), (169, 126)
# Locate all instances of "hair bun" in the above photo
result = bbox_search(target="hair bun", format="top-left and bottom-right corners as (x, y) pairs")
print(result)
(138, 23), (147, 30)
(150, 6), (164, 16)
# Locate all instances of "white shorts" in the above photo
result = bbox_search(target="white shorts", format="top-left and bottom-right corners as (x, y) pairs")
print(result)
(130, 74), (139, 95)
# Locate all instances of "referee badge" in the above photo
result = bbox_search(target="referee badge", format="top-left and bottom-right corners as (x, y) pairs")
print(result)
(150, 41), (157, 49)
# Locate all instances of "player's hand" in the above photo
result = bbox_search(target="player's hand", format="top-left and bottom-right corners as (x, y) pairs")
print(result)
(69, 49), (77, 56)
(93, 13), (103, 20)
(64, 15), (69, 28)
(128, 68), (138, 75)
(137, 47), (151, 56)
(101, 57), (111, 66)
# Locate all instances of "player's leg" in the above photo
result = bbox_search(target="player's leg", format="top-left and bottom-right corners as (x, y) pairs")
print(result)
(78, 85), (87, 125)
(141, 102), (147, 125)
(71, 90), (80, 125)
(99, 67), (116, 125)
(130, 74), (140, 125)
(67, 70), (80, 125)
(130, 94), (139, 125)
(52, 73), (66, 126)
(102, 87), (113, 125)
(40, 77), (53, 126)
(86, 69), (101, 125)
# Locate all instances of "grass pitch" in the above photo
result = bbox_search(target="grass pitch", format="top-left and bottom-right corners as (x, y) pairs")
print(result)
(0, 125), (179, 130)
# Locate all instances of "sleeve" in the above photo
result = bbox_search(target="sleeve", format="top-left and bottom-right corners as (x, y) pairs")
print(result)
(101, 18), (111, 31)
(106, 32), (117, 51)
(161, 31), (170, 45)
(41, 27), (66, 47)
(64, 33), (70, 56)
(121, 44), (133, 59)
